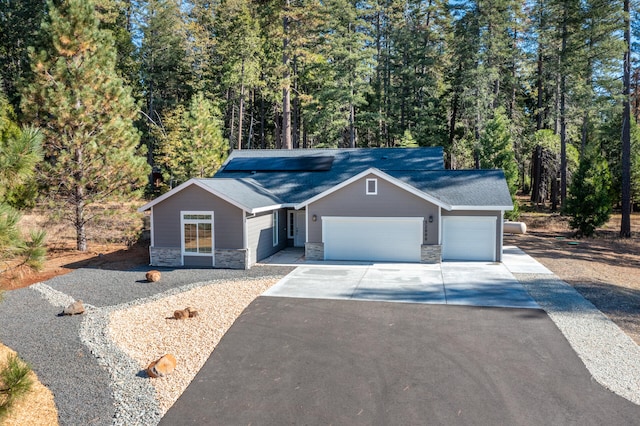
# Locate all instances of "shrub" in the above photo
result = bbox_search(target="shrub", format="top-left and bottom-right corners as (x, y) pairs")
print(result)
(565, 148), (612, 237)
(0, 353), (33, 421)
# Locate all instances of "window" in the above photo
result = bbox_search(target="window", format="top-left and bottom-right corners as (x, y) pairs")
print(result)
(366, 178), (377, 195)
(181, 212), (213, 255)
(273, 211), (279, 246)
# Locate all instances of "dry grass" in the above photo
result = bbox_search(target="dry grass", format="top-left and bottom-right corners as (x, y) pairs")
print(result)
(0, 345), (58, 426)
(19, 201), (146, 249)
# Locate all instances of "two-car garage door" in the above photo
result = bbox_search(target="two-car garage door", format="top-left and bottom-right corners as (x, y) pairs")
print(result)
(323, 217), (423, 262)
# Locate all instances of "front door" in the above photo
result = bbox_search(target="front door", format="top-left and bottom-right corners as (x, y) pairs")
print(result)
(294, 211), (306, 247)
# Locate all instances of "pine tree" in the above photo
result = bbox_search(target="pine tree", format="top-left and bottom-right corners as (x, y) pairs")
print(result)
(215, 0), (262, 150)
(0, 86), (46, 270)
(478, 108), (519, 217)
(566, 146), (612, 237)
(22, 0), (149, 252)
(155, 92), (228, 186)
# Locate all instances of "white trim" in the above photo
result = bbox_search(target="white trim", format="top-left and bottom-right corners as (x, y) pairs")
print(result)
(450, 205), (513, 211)
(137, 178), (289, 214)
(243, 211), (248, 250)
(272, 211), (279, 246)
(305, 208), (309, 245)
(294, 168), (452, 210)
(180, 211), (215, 266)
(252, 204), (295, 214)
(366, 178), (378, 195)
(498, 211), (504, 262)
(150, 206), (155, 247)
(437, 206), (442, 245)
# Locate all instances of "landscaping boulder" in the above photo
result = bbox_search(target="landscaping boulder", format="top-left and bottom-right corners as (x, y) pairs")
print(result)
(62, 300), (85, 315)
(146, 354), (176, 378)
(173, 307), (199, 320)
(146, 270), (161, 282)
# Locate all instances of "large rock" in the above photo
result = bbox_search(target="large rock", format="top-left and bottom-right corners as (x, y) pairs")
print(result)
(62, 300), (85, 315)
(146, 270), (161, 282)
(173, 307), (199, 320)
(146, 354), (176, 378)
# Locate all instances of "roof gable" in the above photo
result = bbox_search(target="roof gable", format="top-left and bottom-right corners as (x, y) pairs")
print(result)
(294, 168), (452, 210)
(138, 178), (286, 214)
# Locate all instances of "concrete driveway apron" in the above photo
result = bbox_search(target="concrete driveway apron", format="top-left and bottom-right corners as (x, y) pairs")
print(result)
(263, 262), (538, 309)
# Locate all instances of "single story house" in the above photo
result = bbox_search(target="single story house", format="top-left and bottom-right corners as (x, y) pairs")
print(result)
(138, 147), (513, 269)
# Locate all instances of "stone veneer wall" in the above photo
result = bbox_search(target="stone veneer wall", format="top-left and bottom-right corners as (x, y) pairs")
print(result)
(215, 249), (249, 269)
(305, 242), (324, 261)
(421, 245), (441, 264)
(149, 247), (181, 267)
(150, 247), (249, 269)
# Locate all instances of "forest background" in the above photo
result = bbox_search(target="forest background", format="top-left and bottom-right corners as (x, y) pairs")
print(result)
(1, 0), (639, 258)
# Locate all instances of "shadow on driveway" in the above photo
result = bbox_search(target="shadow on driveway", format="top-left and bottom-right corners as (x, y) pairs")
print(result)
(161, 297), (639, 425)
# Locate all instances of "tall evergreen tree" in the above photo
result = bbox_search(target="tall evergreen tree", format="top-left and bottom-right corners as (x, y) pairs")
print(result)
(22, 0), (149, 251)
(0, 0), (48, 111)
(155, 92), (228, 186)
(0, 85), (46, 270)
(215, 0), (262, 150)
(139, 0), (192, 165)
(566, 145), (612, 237)
(621, 0), (632, 237)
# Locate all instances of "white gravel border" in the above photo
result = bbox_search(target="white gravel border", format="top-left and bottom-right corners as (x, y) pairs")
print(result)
(517, 274), (640, 405)
(79, 275), (283, 425)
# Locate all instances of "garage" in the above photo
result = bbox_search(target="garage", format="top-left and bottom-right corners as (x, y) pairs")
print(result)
(442, 216), (497, 261)
(322, 217), (423, 262)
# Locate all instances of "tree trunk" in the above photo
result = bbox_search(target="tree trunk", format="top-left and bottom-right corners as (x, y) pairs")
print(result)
(237, 61), (245, 150)
(74, 147), (87, 252)
(260, 89), (266, 149)
(282, 0), (292, 150)
(621, 0), (632, 238)
(559, 13), (568, 209)
(536, 43), (544, 130)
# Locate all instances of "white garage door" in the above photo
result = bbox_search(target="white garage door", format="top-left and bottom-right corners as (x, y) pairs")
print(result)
(323, 217), (423, 262)
(442, 216), (497, 261)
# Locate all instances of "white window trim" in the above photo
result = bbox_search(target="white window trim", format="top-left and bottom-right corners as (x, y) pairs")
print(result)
(273, 211), (279, 246)
(366, 178), (378, 195)
(180, 211), (215, 262)
(287, 211), (295, 239)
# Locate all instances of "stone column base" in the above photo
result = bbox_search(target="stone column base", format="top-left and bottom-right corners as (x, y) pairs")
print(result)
(305, 242), (324, 261)
(421, 245), (441, 264)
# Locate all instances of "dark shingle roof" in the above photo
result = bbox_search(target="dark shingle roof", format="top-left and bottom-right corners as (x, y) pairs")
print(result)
(201, 147), (513, 210)
(388, 170), (513, 208)
(215, 147), (448, 204)
(197, 178), (284, 210)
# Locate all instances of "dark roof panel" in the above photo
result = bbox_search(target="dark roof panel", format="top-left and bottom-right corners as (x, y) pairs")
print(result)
(223, 156), (335, 172)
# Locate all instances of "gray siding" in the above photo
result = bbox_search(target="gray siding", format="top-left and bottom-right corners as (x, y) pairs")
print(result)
(152, 184), (244, 249)
(307, 174), (439, 244)
(246, 209), (287, 265)
(441, 210), (504, 261)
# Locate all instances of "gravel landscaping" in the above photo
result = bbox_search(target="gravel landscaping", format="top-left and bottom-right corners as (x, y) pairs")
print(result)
(0, 264), (293, 425)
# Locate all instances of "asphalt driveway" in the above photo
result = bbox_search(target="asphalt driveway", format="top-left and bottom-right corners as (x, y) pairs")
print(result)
(160, 297), (640, 425)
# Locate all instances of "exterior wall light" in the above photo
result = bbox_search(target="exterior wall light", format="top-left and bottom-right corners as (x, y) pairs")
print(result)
(428, 215), (433, 223)
(312, 214), (317, 222)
